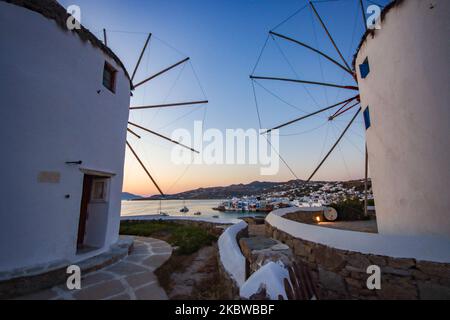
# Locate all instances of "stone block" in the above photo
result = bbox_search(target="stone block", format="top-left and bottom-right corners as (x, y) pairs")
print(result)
(314, 246), (346, 271)
(105, 262), (148, 277)
(134, 282), (168, 300)
(381, 266), (413, 277)
(142, 254), (171, 269)
(73, 280), (125, 300)
(387, 258), (416, 270)
(346, 253), (371, 270)
(318, 267), (347, 295)
(345, 277), (363, 289)
(411, 269), (430, 281)
(368, 254), (387, 267)
(15, 288), (58, 300)
(417, 281), (450, 300)
(81, 271), (114, 288)
(376, 280), (417, 300)
(293, 239), (311, 257)
(125, 271), (157, 289)
(416, 261), (450, 279)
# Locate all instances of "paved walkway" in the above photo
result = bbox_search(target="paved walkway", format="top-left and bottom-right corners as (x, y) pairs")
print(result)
(17, 237), (173, 300)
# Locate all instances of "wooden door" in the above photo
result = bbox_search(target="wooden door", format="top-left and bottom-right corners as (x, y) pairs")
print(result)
(77, 175), (93, 248)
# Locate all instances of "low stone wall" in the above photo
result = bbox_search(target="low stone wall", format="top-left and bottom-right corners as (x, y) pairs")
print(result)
(266, 218), (450, 300)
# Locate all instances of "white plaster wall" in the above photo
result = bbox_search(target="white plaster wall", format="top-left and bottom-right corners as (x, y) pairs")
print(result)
(0, 2), (130, 272)
(355, 0), (450, 236)
(218, 221), (248, 287)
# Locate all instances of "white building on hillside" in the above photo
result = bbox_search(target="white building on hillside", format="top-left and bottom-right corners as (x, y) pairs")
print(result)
(0, 0), (131, 274)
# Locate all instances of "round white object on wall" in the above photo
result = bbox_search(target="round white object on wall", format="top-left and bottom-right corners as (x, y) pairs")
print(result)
(324, 207), (338, 222)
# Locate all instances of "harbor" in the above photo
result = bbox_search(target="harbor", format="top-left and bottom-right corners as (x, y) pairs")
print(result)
(121, 199), (268, 219)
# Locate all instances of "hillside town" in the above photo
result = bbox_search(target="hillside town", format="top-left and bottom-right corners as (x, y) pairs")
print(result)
(258, 180), (373, 207)
(212, 180), (373, 212)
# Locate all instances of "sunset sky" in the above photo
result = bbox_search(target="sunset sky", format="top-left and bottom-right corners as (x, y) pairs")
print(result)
(58, 0), (390, 196)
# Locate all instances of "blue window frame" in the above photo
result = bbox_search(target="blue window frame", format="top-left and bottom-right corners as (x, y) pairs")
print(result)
(359, 57), (370, 79)
(363, 107), (371, 130)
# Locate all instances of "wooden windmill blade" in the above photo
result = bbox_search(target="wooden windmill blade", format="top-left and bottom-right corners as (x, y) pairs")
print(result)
(126, 140), (165, 196)
(127, 127), (142, 139)
(130, 100), (208, 110)
(125, 32), (208, 196)
(328, 101), (360, 121)
(307, 106), (362, 182)
(249, 75), (358, 91)
(131, 33), (152, 83)
(128, 121), (200, 154)
(261, 95), (359, 134)
(133, 57), (190, 89)
(269, 31), (353, 76)
(309, 1), (351, 71)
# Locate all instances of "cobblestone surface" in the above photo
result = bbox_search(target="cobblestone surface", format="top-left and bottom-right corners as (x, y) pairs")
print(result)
(17, 237), (172, 300)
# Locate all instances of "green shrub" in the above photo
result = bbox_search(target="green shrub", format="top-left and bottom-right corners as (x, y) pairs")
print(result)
(330, 199), (369, 221)
(120, 221), (217, 255)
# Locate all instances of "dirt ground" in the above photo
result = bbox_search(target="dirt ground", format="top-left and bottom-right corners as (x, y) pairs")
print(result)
(318, 220), (378, 233)
(155, 244), (229, 300)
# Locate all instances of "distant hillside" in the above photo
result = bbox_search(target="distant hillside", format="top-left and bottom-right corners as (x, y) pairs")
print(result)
(121, 192), (144, 201)
(142, 180), (305, 200)
(133, 178), (371, 201)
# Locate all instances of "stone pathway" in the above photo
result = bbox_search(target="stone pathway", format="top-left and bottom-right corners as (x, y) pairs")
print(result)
(248, 224), (266, 237)
(17, 237), (172, 300)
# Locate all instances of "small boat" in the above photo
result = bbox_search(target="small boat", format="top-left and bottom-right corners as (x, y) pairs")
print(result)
(180, 199), (189, 213)
(212, 215), (219, 219)
(194, 211), (202, 216)
(157, 200), (169, 216)
(180, 206), (189, 213)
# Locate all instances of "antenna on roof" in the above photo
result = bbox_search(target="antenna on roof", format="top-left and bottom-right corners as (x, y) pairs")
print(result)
(103, 28), (108, 46)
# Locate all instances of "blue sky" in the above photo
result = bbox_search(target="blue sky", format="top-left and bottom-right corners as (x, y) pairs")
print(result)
(58, 0), (390, 195)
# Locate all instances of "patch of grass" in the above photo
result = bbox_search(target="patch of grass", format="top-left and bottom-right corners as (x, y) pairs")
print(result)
(120, 221), (217, 255)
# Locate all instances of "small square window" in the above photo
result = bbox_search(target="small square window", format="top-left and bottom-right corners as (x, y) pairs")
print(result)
(91, 179), (109, 202)
(359, 57), (370, 79)
(103, 62), (117, 93)
(363, 107), (371, 130)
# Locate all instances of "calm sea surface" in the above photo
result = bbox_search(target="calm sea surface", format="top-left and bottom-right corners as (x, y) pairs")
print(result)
(121, 199), (267, 219)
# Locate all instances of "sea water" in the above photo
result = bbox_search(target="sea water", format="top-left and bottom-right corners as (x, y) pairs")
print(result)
(121, 199), (267, 219)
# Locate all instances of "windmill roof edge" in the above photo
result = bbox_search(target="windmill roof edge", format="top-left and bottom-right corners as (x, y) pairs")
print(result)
(1, 0), (132, 86)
